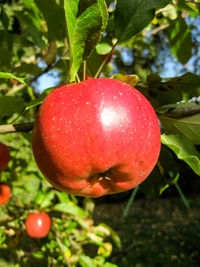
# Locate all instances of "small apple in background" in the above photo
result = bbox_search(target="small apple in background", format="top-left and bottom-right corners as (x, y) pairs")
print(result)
(0, 184), (10, 205)
(0, 143), (10, 171)
(25, 213), (51, 238)
(32, 78), (161, 197)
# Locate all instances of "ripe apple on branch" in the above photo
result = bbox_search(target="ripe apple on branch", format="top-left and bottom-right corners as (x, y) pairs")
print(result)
(32, 78), (161, 197)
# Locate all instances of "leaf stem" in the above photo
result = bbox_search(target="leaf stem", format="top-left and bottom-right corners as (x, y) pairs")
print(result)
(83, 61), (87, 81)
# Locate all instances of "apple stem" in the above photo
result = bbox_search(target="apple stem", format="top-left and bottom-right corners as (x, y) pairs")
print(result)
(83, 61), (87, 81)
(94, 40), (118, 79)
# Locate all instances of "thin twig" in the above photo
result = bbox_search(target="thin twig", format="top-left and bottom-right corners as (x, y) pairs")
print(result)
(6, 84), (26, 96)
(94, 41), (118, 79)
(143, 23), (169, 36)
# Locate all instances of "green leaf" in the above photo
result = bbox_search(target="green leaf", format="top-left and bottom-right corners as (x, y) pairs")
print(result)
(64, 0), (108, 81)
(40, 191), (55, 208)
(115, 0), (170, 42)
(0, 96), (24, 117)
(34, 0), (65, 40)
(15, 11), (46, 49)
(53, 202), (87, 217)
(98, 223), (121, 248)
(157, 101), (197, 114)
(25, 86), (56, 111)
(96, 42), (112, 55)
(79, 255), (97, 267)
(56, 191), (70, 203)
(159, 114), (200, 145)
(177, 0), (199, 18)
(25, 96), (44, 111)
(103, 263), (118, 267)
(161, 134), (200, 175)
(32, 251), (44, 259)
(0, 72), (27, 85)
(21, 0), (42, 28)
(168, 15), (192, 64)
(112, 74), (139, 87)
(146, 72), (200, 103)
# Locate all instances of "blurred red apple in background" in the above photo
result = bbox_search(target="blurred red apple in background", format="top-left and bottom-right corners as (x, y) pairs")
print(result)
(25, 213), (51, 238)
(32, 78), (161, 197)
(0, 143), (10, 171)
(0, 184), (10, 205)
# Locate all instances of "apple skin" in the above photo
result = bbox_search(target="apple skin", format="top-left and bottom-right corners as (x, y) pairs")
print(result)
(32, 78), (161, 197)
(0, 143), (10, 171)
(0, 184), (10, 205)
(25, 213), (51, 238)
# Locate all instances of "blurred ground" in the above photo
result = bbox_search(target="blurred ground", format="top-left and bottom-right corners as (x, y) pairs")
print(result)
(94, 196), (200, 267)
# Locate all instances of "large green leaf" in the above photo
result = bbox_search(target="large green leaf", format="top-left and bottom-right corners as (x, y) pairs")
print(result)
(159, 114), (200, 145)
(168, 15), (192, 64)
(115, 0), (170, 42)
(15, 11), (45, 49)
(64, 0), (108, 81)
(34, 0), (65, 40)
(146, 72), (200, 104)
(0, 96), (24, 117)
(21, 0), (42, 29)
(161, 134), (200, 175)
(53, 202), (87, 217)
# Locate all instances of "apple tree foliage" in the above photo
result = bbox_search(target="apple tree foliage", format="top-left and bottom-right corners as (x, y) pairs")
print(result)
(0, 0), (200, 265)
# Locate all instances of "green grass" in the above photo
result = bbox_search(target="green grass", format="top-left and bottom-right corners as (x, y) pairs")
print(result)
(94, 196), (200, 267)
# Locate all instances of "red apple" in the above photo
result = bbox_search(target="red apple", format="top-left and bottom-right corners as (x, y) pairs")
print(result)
(0, 143), (10, 171)
(32, 78), (161, 197)
(0, 184), (10, 205)
(25, 213), (51, 238)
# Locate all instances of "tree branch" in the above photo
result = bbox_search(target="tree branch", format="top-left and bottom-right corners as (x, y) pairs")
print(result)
(143, 23), (169, 36)
(0, 122), (34, 134)
(159, 105), (200, 118)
